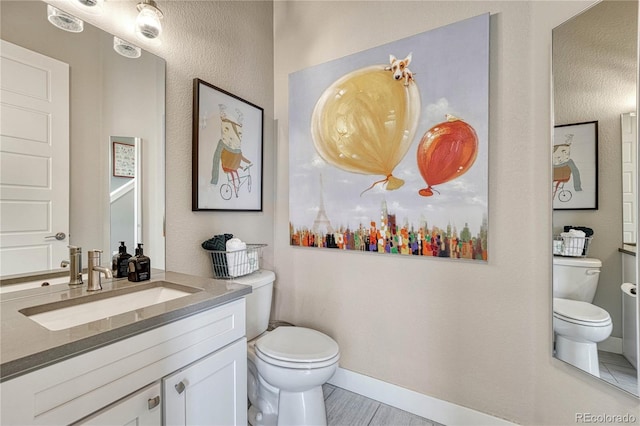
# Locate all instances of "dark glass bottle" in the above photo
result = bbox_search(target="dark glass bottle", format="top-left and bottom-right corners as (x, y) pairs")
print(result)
(112, 241), (132, 278)
(128, 243), (150, 282)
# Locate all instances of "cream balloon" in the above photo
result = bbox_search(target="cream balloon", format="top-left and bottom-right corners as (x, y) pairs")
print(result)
(311, 65), (421, 192)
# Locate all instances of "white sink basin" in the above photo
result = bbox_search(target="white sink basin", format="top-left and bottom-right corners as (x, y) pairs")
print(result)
(21, 282), (200, 331)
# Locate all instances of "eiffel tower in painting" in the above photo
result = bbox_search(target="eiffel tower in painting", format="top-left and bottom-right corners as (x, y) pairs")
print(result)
(311, 174), (333, 234)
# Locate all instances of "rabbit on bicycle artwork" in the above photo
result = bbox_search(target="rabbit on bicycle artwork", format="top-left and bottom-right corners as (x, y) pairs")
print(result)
(552, 134), (582, 202)
(210, 104), (254, 200)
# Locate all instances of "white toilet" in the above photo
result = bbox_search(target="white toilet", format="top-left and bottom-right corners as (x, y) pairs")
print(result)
(553, 257), (612, 377)
(235, 269), (340, 426)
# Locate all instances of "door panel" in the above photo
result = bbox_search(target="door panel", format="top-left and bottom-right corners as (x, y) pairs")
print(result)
(0, 40), (69, 276)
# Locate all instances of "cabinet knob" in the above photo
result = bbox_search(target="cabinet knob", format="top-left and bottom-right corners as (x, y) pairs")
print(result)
(175, 381), (186, 394)
(147, 395), (160, 410)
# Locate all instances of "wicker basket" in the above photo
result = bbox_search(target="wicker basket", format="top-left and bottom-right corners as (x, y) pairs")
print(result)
(204, 243), (266, 279)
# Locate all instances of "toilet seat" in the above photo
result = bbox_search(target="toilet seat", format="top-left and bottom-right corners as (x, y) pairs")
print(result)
(255, 327), (340, 369)
(553, 298), (612, 327)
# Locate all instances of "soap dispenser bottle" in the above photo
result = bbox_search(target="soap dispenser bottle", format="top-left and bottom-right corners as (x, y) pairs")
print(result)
(112, 241), (132, 278)
(128, 243), (150, 282)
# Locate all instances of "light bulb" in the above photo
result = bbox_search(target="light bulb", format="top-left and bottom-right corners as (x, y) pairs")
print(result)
(72, 0), (104, 15)
(113, 37), (142, 59)
(47, 5), (83, 33)
(135, 1), (163, 40)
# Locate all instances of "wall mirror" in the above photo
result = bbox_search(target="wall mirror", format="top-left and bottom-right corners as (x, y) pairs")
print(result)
(552, 0), (639, 396)
(0, 0), (165, 277)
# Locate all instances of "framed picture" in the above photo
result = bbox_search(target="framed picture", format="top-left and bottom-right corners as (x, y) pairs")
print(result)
(113, 141), (136, 178)
(553, 121), (598, 210)
(288, 14), (490, 261)
(192, 78), (263, 211)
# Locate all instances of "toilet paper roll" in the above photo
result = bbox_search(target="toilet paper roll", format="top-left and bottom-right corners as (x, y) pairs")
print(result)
(621, 282), (637, 297)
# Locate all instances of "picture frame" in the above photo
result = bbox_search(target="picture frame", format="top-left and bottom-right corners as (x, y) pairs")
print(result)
(112, 141), (136, 178)
(192, 78), (264, 211)
(553, 121), (598, 210)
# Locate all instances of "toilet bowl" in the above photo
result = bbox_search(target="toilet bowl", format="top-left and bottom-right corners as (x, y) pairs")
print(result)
(236, 270), (340, 426)
(248, 327), (339, 426)
(553, 298), (613, 376)
(552, 257), (613, 376)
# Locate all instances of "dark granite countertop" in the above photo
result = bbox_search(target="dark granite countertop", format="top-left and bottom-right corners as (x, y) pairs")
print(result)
(0, 270), (251, 382)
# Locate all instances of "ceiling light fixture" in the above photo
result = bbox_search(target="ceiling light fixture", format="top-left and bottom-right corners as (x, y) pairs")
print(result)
(113, 37), (142, 59)
(135, 0), (163, 40)
(72, 0), (104, 15)
(47, 5), (84, 33)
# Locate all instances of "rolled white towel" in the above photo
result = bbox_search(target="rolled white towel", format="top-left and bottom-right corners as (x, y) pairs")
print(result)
(226, 238), (248, 277)
(560, 229), (586, 256)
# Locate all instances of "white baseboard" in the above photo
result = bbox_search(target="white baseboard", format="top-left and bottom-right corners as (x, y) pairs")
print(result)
(598, 336), (622, 354)
(327, 367), (515, 426)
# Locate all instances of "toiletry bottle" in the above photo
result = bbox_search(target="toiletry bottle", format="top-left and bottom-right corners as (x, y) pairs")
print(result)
(113, 241), (132, 278)
(128, 243), (150, 282)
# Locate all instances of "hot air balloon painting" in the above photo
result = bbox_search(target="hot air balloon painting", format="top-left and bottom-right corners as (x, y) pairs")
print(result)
(417, 115), (479, 197)
(311, 63), (421, 193)
(288, 13), (489, 262)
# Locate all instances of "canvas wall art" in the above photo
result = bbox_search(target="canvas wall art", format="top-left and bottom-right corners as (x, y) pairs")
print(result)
(289, 14), (490, 261)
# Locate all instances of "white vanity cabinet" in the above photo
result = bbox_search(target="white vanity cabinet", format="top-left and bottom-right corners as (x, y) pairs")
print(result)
(0, 298), (247, 426)
(74, 382), (162, 426)
(164, 338), (247, 425)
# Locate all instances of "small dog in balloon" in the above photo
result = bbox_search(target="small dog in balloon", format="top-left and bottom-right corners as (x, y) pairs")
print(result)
(386, 53), (414, 86)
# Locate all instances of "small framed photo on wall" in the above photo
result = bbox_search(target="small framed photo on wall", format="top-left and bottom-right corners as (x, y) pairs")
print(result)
(113, 141), (136, 178)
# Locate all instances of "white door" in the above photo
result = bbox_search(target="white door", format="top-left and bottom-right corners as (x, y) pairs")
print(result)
(622, 112), (637, 244)
(163, 339), (247, 426)
(0, 40), (69, 276)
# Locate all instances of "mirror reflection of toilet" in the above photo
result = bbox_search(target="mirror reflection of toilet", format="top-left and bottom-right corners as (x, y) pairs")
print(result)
(553, 257), (613, 377)
(237, 269), (340, 426)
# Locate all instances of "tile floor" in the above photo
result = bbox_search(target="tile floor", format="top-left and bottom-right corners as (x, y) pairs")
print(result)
(323, 384), (442, 426)
(598, 350), (638, 396)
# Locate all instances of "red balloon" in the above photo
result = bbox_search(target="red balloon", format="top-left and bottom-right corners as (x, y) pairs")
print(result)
(417, 115), (478, 196)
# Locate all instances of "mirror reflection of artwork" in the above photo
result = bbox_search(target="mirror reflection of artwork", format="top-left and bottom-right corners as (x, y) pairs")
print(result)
(552, 134), (582, 203)
(113, 142), (136, 178)
(552, 122), (598, 210)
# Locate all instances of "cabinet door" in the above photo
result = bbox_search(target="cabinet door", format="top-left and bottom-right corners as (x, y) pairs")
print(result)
(164, 338), (247, 426)
(73, 382), (162, 426)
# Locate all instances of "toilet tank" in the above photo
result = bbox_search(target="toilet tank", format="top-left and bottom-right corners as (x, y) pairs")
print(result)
(552, 257), (602, 302)
(232, 269), (275, 340)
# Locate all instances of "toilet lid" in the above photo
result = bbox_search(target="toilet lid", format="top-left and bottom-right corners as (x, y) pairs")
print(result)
(553, 298), (611, 325)
(255, 326), (339, 363)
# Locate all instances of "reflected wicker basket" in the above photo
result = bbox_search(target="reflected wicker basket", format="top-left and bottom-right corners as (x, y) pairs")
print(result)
(204, 243), (266, 279)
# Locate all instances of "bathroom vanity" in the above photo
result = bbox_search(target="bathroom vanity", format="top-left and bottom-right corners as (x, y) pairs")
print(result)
(0, 271), (250, 425)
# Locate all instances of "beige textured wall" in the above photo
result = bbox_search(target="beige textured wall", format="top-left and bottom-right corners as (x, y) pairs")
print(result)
(273, 1), (640, 424)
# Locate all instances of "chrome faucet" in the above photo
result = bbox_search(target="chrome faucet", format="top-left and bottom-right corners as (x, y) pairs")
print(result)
(87, 249), (113, 291)
(60, 246), (83, 286)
